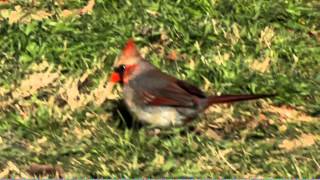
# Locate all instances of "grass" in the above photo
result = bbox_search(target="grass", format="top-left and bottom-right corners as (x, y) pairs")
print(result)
(0, 0), (320, 178)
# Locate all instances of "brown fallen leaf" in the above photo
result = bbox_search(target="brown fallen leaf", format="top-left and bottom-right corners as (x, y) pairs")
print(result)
(73, 126), (92, 139)
(92, 80), (118, 105)
(8, 5), (24, 24)
(231, 23), (241, 45)
(6, 6), (52, 24)
(279, 133), (318, 151)
(204, 128), (222, 140)
(0, 161), (32, 179)
(250, 56), (271, 73)
(2, 0), (94, 24)
(266, 105), (316, 122)
(12, 71), (59, 99)
(166, 50), (179, 61)
(213, 51), (230, 65)
(80, 0), (95, 15)
(59, 0), (95, 18)
(259, 26), (275, 48)
(30, 61), (51, 71)
(58, 69), (118, 109)
(59, 78), (90, 110)
(30, 10), (52, 21)
(60, 9), (78, 18)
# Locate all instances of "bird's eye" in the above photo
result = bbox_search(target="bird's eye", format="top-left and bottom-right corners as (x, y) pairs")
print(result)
(114, 64), (126, 74)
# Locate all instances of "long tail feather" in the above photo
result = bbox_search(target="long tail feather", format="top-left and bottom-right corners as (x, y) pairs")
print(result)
(207, 94), (275, 105)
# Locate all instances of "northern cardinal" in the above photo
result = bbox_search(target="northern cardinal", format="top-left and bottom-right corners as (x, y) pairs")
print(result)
(109, 39), (275, 127)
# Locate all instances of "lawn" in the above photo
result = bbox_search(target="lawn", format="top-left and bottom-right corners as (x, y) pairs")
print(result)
(0, 0), (319, 178)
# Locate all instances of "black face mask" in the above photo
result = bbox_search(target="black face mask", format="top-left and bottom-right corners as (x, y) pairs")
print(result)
(113, 64), (126, 84)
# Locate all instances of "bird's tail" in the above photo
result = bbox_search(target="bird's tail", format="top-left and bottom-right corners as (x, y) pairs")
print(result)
(206, 94), (275, 107)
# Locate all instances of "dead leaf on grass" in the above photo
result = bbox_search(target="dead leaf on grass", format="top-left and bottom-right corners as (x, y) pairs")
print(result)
(59, 78), (90, 110)
(79, 0), (95, 15)
(259, 26), (275, 48)
(213, 51), (230, 65)
(0, 161), (31, 179)
(231, 23), (241, 45)
(29, 10), (52, 21)
(166, 50), (179, 61)
(4, 5), (53, 24)
(12, 71), (59, 99)
(266, 105), (316, 122)
(8, 5), (24, 24)
(73, 127), (92, 139)
(60, 0), (95, 18)
(224, 23), (241, 45)
(59, 70), (118, 109)
(279, 133), (318, 151)
(1, 0), (95, 23)
(250, 50), (275, 73)
(246, 118), (263, 130)
(0, 99), (13, 109)
(205, 104), (234, 122)
(30, 61), (51, 71)
(91, 80), (118, 105)
(204, 128), (222, 140)
(250, 56), (271, 73)
(60, 9), (77, 18)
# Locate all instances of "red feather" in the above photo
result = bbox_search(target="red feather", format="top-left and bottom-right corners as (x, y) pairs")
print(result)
(110, 72), (121, 83)
(146, 97), (179, 106)
(122, 38), (138, 57)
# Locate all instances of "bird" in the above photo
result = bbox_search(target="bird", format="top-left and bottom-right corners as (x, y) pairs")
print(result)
(109, 39), (275, 127)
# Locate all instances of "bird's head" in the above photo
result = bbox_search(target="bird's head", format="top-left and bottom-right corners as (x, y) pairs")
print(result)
(110, 39), (142, 84)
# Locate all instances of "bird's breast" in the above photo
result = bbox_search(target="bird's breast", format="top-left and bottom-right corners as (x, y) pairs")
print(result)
(123, 86), (185, 127)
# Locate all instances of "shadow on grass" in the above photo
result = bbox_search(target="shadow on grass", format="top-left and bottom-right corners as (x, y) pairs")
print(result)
(109, 99), (144, 130)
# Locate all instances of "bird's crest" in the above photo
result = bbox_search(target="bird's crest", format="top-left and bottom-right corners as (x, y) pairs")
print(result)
(114, 38), (142, 67)
(122, 38), (140, 58)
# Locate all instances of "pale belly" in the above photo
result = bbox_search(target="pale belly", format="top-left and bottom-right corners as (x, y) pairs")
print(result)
(125, 99), (185, 127)
(123, 85), (200, 127)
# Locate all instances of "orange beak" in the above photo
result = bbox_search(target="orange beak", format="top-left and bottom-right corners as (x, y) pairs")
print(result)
(110, 72), (121, 83)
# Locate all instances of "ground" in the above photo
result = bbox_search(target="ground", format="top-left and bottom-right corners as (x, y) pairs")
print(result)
(0, 0), (320, 178)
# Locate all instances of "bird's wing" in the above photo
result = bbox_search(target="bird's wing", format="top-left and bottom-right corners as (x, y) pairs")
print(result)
(131, 69), (206, 107)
